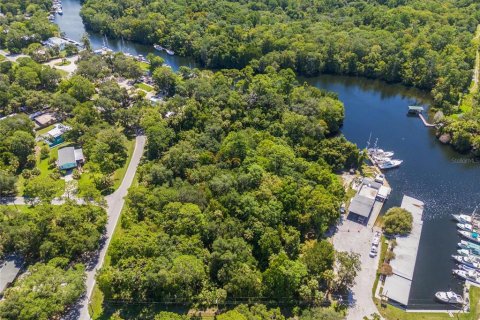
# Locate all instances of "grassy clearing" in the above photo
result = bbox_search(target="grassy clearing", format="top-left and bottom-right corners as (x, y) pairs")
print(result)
(0, 55), (5, 62)
(135, 82), (154, 92)
(35, 124), (55, 135)
(56, 69), (69, 78)
(16, 142), (66, 196)
(54, 60), (72, 66)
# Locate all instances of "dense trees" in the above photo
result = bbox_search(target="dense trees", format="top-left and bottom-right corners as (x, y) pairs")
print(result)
(0, 203), (106, 262)
(0, 259), (85, 320)
(98, 66), (361, 309)
(0, 0), (57, 53)
(81, 0), (480, 110)
(383, 207), (413, 236)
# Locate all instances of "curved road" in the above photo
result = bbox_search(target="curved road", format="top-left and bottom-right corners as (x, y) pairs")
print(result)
(75, 135), (146, 320)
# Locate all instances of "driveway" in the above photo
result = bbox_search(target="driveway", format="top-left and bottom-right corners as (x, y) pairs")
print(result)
(333, 216), (382, 319)
(0, 50), (28, 62)
(44, 55), (78, 76)
(74, 135), (146, 320)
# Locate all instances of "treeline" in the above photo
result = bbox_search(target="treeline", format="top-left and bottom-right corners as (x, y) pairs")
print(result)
(97, 66), (362, 312)
(81, 0), (480, 110)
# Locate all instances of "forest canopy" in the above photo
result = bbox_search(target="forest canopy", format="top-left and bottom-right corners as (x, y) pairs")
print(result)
(97, 65), (362, 307)
(81, 0), (480, 111)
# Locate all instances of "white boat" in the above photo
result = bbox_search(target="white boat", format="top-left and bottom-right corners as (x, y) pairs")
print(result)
(452, 214), (472, 223)
(452, 255), (480, 270)
(457, 223), (473, 232)
(453, 269), (480, 285)
(368, 148), (394, 158)
(378, 159), (403, 170)
(434, 291), (464, 305)
(458, 240), (480, 254)
(154, 44), (164, 51)
(166, 49), (175, 56)
(57, 9), (63, 15)
(458, 249), (480, 258)
(458, 230), (480, 244)
(372, 154), (391, 162)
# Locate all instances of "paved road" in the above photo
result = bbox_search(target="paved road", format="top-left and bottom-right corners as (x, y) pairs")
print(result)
(333, 216), (382, 320)
(0, 50), (29, 62)
(73, 135), (146, 320)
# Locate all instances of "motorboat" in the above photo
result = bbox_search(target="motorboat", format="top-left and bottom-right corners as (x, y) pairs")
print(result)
(458, 249), (480, 258)
(154, 44), (164, 51)
(458, 231), (480, 244)
(166, 49), (175, 56)
(368, 148), (394, 158)
(378, 159), (403, 170)
(453, 269), (480, 285)
(452, 255), (480, 270)
(452, 214), (472, 224)
(457, 223), (474, 232)
(434, 291), (464, 305)
(458, 240), (480, 253)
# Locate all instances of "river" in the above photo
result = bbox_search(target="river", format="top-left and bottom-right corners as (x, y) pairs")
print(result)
(56, 0), (480, 310)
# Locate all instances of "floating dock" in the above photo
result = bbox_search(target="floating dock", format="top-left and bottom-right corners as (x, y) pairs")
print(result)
(383, 195), (424, 307)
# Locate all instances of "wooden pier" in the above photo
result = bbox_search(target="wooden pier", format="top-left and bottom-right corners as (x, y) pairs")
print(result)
(418, 113), (435, 127)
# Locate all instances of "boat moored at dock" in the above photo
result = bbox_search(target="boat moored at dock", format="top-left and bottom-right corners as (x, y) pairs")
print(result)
(458, 240), (480, 254)
(452, 214), (472, 224)
(434, 291), (464, 305)
(453, 269), (480, 285)
(452, 255), (480, 270)
(458, 230), (480, 244)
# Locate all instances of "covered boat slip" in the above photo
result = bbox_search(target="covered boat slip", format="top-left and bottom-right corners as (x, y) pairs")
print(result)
(383, 196), (425, 308)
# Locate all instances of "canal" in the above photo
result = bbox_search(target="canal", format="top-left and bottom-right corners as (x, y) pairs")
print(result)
(56, 0), (480, 310)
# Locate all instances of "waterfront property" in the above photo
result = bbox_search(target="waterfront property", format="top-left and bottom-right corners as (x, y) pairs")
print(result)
(382, 196), (425, 308)
(348, 177), (391, 225)
(0, 255), (23, 297)
(43, 37), (70, 50)
(57, 146), (84, 170)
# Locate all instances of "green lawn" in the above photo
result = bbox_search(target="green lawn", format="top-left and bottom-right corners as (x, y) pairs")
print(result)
(36, 124), (55, 135)
(54, 60), (72, 66)
(375, 287), (480, 320)
(135, 82), (154, 92)
(17, 142), (66, 197)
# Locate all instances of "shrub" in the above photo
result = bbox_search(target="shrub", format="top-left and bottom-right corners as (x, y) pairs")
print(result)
(40, 145), (50, 160)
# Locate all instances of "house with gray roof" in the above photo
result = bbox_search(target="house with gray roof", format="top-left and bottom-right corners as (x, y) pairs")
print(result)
(57, 147), (85, 170)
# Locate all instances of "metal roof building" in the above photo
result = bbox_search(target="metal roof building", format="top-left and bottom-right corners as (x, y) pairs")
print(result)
(349, 194), (375, 218)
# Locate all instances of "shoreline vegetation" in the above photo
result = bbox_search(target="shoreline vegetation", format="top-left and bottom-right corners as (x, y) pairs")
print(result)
(80, 0), (480, 156)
